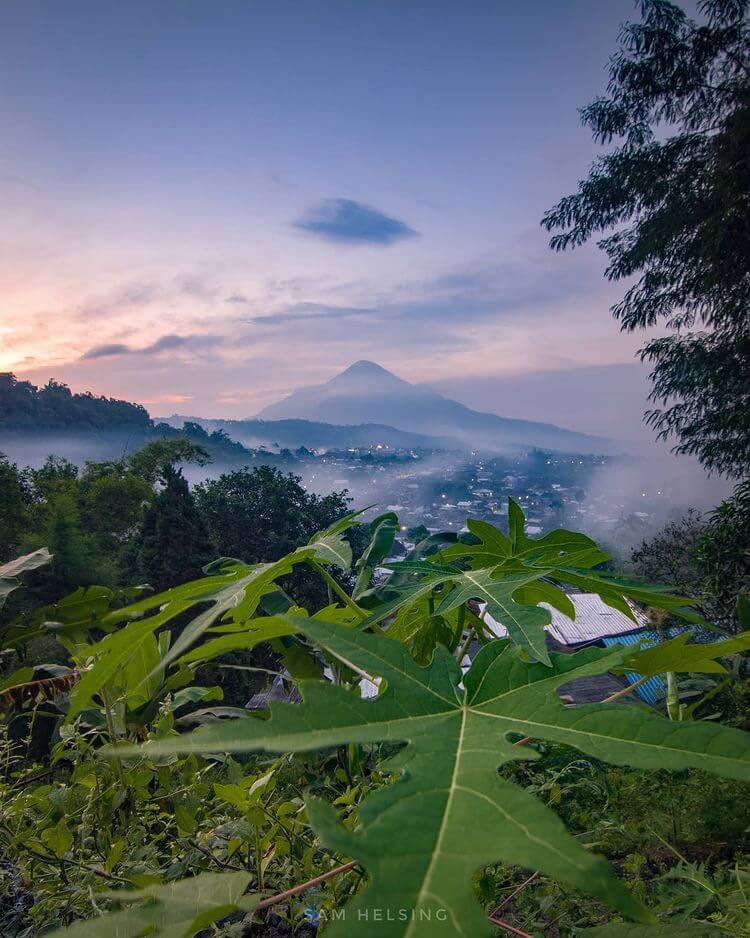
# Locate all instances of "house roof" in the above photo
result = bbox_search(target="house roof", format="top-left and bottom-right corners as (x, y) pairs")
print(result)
(483, 592), (650, 646)
(246, 675), (302, 711)
(602, 631), (669, 706)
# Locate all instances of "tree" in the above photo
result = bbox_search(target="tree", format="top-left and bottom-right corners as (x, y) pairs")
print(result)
(26, 455), (79, 502)
(78, 469), (152, 550)
(0, 454), (29, 562)
(543, 0), (750, 477)
(43, 495), (96, 596)
(195, 466), (349, 564)
(195, 466), (353, 609)
(126, 439), (210, 485)
(0, 372), (150, 430)
(631, 511), (710, 626)
(697, 478), (750, 630)
(632, 486), (750, 631)
(131, 466), (214, 592)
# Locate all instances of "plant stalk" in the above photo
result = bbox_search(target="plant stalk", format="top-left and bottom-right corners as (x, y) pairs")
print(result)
(308, 560), (366, 620)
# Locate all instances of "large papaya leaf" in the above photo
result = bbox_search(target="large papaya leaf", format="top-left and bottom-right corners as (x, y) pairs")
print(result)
(63, 519), (362, 717)
(121, 621), (750, 937)
(160, 509), (362, 663)
(45, 871), (258, 938)
(380, 500), (700, 660)
(98, 509), (361, 666)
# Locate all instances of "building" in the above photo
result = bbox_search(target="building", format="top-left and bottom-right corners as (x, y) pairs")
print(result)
(481, 593), (665, 706)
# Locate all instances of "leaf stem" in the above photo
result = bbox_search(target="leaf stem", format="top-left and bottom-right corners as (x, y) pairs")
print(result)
(602, 675), (650, 704)
(451, 603), (466, 652)
(492, 871), (539, 915)
(100, 687), (126, 788)
(256, 859), (358, 909)
(487, 917), (534, 938)
(326, 650), (382, 690)
(455, 618), (476, 662)
(254, 824), (264, 891)
(0, 823), (132, 885)
(308, 560), (366, 620)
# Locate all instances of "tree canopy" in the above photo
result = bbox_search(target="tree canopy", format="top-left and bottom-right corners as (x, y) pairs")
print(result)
(543, 0), (750, 477)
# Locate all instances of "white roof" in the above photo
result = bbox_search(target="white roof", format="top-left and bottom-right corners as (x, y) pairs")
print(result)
(482, 592), (648, 646)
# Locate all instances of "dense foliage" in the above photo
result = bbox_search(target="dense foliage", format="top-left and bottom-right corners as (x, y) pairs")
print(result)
(0, 446), (351, 597)
(0, 373), (151, 431)
(0, 373), (291, 471)
(633, 479), (750, 633)
(1, 500), (749, 936)
(130, 465), (215, 592)
(543, 0), (750, 477)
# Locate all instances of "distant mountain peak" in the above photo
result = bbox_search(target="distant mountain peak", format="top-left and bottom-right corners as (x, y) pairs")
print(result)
(257, 360), (612, 455)
(342, 359), (389, 375)
(335, 360), (403, 381)
(328, 360), (410, 390)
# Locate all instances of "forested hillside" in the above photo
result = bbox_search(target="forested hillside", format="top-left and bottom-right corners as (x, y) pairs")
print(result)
(0, 373), (299, 470)
(0, 373), (150, 430)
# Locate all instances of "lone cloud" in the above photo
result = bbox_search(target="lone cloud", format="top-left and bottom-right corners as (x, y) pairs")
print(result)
(294, 198), (418, 245)
(82, 333), (221, 360)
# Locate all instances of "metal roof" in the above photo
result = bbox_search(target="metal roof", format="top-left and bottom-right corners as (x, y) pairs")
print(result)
(482, 592), (649, 646)
(545, 594), (649, 645)
(602, 631), (667, 707)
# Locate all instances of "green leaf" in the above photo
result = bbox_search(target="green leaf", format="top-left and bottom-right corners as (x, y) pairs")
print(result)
(67, 604), (192, 722)
(171, 685), (223, 711)
(174, 805), (197, 835)
(353, 512), (399, 598)
(41, 818), (73, 858)
(508, 496), (526, 551)
(433, 500), (700, 654)
(513, 579), (576, 620)
(44, 871), (258, 938)
(295, 507), (367, 571)
(360, 567), (458, 629)
(436, 568), (553, 664)
(120, 630), (163, 710)
(175, 617), (301, 666)
(37, 586), (151, 635)
(622, 630), (750, 678)
(0, 548), (51, 611)
(121, 619), (750, 936)
(383, 531), (459, 589)
(387, 597), (457, 665)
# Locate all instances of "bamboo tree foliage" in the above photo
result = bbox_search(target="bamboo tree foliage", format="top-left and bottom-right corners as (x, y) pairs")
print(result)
(12, 502), (750, 936)
(543, 0), (750, 476)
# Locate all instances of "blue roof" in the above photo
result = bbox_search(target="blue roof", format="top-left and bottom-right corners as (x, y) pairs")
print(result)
(602, 630), (670, 707)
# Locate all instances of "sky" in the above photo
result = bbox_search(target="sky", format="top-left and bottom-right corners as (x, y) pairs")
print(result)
(1, 0), (671, 437)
